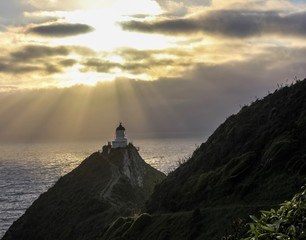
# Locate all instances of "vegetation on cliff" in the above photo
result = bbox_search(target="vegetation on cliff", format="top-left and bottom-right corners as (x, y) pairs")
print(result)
(2, 144), (165, 240)
(138, 80), (306, 239)
(147, 79), (306, 214)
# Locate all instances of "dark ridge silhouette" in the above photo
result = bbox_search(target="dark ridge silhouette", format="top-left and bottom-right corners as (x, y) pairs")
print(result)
(147, 79), (306, 213)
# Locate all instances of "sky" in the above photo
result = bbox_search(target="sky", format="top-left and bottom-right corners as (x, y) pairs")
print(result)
(0, 0), (306, 142)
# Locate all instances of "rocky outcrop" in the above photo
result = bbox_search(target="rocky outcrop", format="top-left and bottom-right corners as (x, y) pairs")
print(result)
(2, 144), (165, 240)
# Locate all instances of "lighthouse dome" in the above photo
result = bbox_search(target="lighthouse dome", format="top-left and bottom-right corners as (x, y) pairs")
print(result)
(116, 123), (125, 131)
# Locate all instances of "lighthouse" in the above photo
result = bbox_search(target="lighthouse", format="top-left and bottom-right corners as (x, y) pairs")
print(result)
(111, 123), (128, 148)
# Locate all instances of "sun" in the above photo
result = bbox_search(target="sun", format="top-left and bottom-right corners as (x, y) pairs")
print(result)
(51, 5), (172, 52)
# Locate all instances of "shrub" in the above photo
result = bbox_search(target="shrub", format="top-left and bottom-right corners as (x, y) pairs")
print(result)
(244, 185), (306, 240)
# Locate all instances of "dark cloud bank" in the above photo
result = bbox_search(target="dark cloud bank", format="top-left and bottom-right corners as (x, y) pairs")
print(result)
(11, 45), (70, 60)
(0, 45), (92, 75)
(121, 10), (306, 38)
(0, 45), (179, 76)
(27, 23), (95, 37)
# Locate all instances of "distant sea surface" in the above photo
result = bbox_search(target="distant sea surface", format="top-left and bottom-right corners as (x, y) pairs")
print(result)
(0, 137), (204, 237)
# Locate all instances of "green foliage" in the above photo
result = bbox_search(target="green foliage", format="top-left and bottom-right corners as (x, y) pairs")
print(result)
(244, 185), (306, 240)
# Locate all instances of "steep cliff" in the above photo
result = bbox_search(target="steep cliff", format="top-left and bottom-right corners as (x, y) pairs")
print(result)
(142, 79), (306, 239)
(147, 80), (306, 213)
(2, 144), (165, 240)
(103, 80), (306, 240)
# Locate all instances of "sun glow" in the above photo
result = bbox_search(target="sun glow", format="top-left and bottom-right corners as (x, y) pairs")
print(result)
(21, 1), (185, 87)
(47, 9), (174, 51)
(30, 0), (165, 51)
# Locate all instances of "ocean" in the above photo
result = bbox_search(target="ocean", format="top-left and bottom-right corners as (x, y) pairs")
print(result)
(0, 137), (204, 237)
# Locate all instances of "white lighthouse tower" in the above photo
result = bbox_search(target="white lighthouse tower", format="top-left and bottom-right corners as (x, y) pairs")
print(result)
(112, 123), (128, 148)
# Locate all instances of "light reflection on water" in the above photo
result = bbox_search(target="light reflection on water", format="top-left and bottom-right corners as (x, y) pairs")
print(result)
(0, 137), (204, 237)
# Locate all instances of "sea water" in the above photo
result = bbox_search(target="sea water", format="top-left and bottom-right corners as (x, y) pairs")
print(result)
(0, 137), (204, 237)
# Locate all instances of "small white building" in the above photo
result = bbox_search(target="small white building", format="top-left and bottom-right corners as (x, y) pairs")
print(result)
(112, 123), (128, 148)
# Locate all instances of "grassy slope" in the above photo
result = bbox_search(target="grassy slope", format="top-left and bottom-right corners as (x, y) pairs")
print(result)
(147, 79), (306, 213)
(104, 80), (306, 240)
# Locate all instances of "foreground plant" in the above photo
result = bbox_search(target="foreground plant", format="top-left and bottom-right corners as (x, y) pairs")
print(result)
(245, 185), (306, 240)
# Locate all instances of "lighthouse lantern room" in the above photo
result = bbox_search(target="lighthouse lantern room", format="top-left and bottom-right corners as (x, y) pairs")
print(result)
(112, 123), (128, 148)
